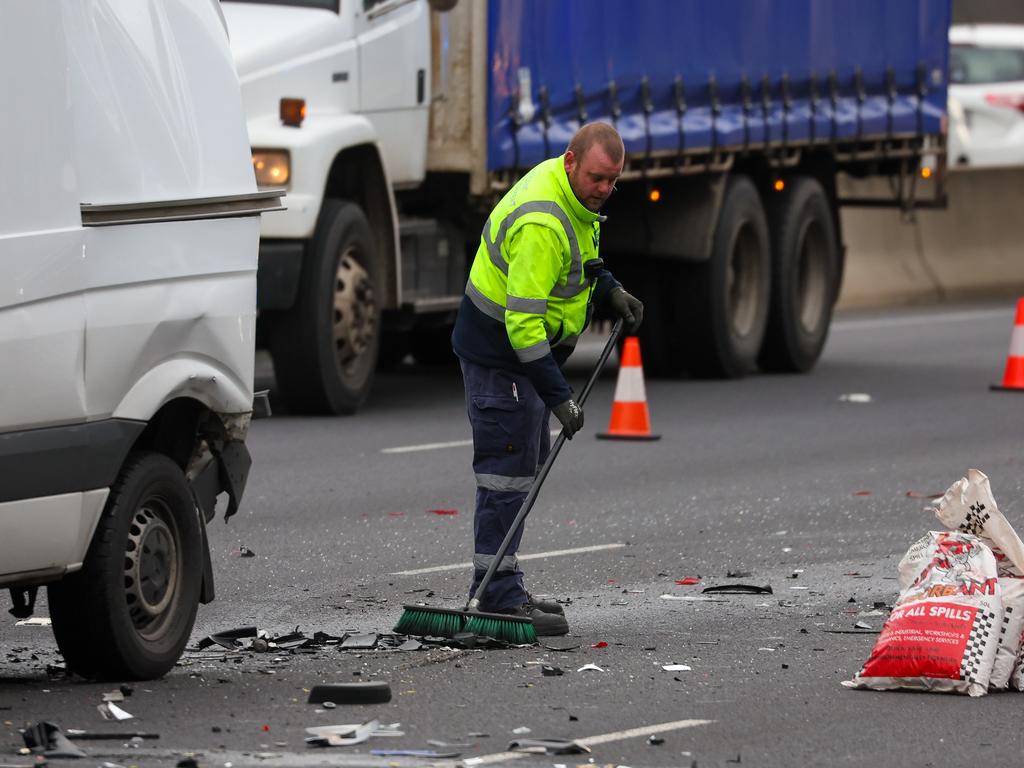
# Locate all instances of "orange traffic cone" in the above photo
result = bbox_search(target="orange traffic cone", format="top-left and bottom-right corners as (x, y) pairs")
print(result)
(597, 336), (661, 440)
(992, 299), (1024, 391)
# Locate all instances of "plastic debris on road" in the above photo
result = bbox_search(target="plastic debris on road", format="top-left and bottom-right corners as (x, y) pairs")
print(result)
(428, 509), (458, 516)
(703, 584), (773, 595)
(511, 726), (531, 735)
(305, 720), (403, 747)
(508, 738), (589, 755)
(13, 617), (50, 627)
(22, 721), (87, 759)
(662, 664), (692, 671)
(675, 577), (701, 585)
(577, 664), (604, 672)
(838, 393), (873, 403)
(97, 702), (134, 721)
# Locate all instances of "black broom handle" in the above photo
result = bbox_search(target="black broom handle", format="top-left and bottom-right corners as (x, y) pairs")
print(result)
(466, 319), (625, 612)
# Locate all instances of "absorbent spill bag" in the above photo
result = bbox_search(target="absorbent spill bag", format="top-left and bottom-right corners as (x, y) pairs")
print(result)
(848, 531), (1001, 697)
(931, 468), (1024, 577)
(991, 576), (1024, 689)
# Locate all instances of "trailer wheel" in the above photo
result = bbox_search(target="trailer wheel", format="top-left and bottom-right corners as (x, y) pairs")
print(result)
(270, 200), (380, 414)
(686, 175), (771, 377)
(48, 452), (202, 681)
(759, 177), (838, 372)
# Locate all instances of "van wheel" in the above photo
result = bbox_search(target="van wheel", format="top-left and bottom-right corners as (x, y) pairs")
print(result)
(48, 452), (202, 681)
(270, 200), (381, 414)
(759, 176), (838, 372)
(684, 175), (771, 378)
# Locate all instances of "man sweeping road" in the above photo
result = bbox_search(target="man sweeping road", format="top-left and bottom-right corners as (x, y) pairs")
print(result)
(451, 122), (644, 636)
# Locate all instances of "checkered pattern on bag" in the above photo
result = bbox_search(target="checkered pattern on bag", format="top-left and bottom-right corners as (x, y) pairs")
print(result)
(960, 608), (997, 683)
(959, 502), (991, 536)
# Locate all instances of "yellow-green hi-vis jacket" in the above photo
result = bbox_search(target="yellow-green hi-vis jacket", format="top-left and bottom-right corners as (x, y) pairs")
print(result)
(451, 154), (620, 406)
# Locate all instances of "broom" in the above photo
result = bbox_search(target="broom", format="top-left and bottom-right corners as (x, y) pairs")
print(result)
(395, 316), (625, 643)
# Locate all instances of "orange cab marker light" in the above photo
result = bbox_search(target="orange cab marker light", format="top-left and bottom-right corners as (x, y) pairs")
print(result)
(773, 179), (785, 192)
(921, 166), (933, 179)
(648, 188), (661, 203)
(280, 98), (306, 127)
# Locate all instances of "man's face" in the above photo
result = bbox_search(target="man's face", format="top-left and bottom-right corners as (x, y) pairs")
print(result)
(564, 144), (623, 212)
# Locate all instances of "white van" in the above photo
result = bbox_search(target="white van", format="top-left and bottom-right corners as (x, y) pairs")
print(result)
(0, 0), (281, 680)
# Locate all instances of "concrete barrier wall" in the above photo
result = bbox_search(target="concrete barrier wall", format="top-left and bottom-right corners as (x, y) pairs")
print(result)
(837, 167), (1024, 309)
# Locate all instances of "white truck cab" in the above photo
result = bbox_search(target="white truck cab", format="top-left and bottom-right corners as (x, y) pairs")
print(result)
(0, 0), (280, 680)
(222, 0), (465, 415)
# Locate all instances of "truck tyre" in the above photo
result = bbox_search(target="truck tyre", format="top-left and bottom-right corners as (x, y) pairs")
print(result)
(759, 176), (838, 372)
(270, 200), (380, 414)
(48, 452), (203, 681)
(686, 175), (771, 377)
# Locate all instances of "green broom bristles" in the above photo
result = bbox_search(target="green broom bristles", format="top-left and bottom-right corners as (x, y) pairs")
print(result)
(393, 605), (468, 637)
(463, 611), (537, 645)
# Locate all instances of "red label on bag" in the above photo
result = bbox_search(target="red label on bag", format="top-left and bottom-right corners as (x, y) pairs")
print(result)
(860, 601), (976, 680)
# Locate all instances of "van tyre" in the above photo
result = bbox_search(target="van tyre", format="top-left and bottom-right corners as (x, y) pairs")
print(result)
(48, 452), (202, 681)
(270, 200), (380, 414)
(685, 175), (771, 377)
(759, 176), (838, 372)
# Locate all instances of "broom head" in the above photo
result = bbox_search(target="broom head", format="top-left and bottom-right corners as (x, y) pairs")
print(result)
(393, 604), (468, 638)
(463, 609), (537, 645)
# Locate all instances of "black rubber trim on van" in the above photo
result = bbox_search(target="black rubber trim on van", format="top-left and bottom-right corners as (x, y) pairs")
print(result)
(0, 419), (145, 503)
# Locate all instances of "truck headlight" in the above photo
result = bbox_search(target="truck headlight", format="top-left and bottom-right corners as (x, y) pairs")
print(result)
(252, 150), (290, 187)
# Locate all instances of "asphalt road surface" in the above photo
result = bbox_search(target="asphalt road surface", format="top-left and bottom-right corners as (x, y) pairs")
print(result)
(4, 302), (1024, 768)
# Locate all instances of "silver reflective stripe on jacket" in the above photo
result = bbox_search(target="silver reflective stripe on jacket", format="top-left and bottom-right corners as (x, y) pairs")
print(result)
(475, 473), (535, 493)
(474, 553), (520, 573)
(466, 279), (505, 322)
(514, 338), (551, 363)
(481, 201), (590, 298)
(506, 294), (548, 314)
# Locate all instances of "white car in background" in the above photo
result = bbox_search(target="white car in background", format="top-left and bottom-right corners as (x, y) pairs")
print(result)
(948, 24), (1024, 167)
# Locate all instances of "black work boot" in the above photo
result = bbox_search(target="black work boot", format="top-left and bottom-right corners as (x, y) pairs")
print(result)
(526, 592), (565, 615)
(497, 604), (569, 636)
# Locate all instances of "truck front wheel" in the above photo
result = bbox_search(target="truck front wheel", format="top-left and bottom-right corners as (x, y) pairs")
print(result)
(685, 175), (771, 377)
(48, 452), (203, 680)
(759, 176), (838, 372)
(270, 200), (381, 414)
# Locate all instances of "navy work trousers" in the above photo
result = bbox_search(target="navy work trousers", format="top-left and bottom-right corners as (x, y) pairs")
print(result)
(459, 358), (551, 611)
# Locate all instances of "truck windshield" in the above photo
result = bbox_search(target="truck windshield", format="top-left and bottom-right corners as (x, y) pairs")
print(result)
(220, 0), (339, 11)
(951, 45), (1024, 84)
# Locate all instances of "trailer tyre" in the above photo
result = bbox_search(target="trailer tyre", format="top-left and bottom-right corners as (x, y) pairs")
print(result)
(686, 175), (771, 377)
(759, 176), (838, 372)
(270, 200), (380, 414)
(48, 452), (203, 681)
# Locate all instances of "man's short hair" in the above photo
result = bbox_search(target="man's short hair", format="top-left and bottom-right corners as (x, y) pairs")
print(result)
(567, 122), (624, 164)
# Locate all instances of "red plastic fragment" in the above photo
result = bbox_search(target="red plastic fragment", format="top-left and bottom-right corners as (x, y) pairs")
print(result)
(905, 491), (942, 499)
(675, 577), (701, 585)
(852, 490), (873, 496)
(387, 511), (405, 517)
(428, 509), (458, 516)
(262, 725), (270, 732)
(591, 641), (608, 649)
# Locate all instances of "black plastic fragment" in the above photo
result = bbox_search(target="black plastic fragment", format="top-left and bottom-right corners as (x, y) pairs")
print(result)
(307, 681), (392, 705)
(508, 738), (590, 755)
(702, 584), (773, 595)
(197, 626), (258, 650)
(22, 721), (87, 758)
(541, 665), (564, 676)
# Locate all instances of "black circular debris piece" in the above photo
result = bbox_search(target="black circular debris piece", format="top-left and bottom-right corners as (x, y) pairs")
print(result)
(307, 681), (391, 705)
(648, 735), (665, 746)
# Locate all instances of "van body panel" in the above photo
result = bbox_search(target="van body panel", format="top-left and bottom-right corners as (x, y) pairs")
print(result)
(63, 0), (256, 205)
(0, 490), (108, 581)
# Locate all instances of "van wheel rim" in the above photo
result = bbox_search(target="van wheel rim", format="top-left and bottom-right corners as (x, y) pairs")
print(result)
(124, 501), (179, 632)
(333, 247), (376, 372)
(726, 220), (762, 338)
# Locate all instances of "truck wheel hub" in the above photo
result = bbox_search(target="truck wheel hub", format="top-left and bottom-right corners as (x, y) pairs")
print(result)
(333, 248), (376, 368)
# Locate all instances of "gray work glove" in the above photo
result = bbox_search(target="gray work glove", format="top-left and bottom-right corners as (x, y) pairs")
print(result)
(609, 287), (644, 334)
(552, 398), (584, 439)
